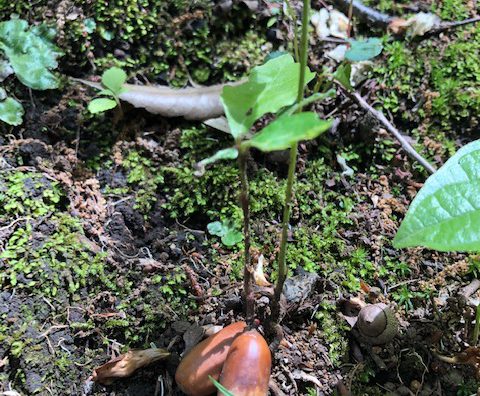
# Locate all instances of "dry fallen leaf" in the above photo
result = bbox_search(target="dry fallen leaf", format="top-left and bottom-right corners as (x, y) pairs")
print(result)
(92, 348), (170, 384)
(253, 254), (271, 287)
(388, 13), (440, 36)
(74, 79), (241, 120)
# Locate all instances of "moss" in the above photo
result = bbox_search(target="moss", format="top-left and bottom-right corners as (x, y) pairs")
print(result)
(164, 163), (241, 221)
(0, 1), (267, 85)
(315, 302), (349, 366)
(0, 214), (109, 296)
(374, 28), (480, 159)
(0, 172), (63, 220)
(431, 0), (469, 20)
(361, 0), (411, 14)
(122, 150), (164, 215)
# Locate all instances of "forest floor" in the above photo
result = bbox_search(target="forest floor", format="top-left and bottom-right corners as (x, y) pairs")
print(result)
(1, 0), (480, 395)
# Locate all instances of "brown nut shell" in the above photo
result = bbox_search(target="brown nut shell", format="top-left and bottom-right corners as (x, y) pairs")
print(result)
(175, 321), (247, 396)
(218, 329), (271, 396)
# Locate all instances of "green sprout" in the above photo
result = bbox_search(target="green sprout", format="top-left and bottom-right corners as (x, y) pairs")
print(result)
(87, 66), (127, 114)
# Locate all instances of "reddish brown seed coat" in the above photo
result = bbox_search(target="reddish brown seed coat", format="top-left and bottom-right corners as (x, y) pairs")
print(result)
(218, 329), (272, 396)
(175, 321), (247, 396)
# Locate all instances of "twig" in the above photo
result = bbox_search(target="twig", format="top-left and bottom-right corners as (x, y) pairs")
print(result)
(334, 0), (393, 27)
(472, 303), (480, 345)
(340, 87), (437, 174)
(459, 278), (480, 299)
(428, 16), (480, 36)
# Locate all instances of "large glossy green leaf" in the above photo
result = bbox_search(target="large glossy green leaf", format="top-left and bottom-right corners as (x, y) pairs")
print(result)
(0, 18), (62, 90)
(244, 112), (332, 152)
(393, 139), (480, 251)
(221, 54), (315, 140)
(0, 97), (24, 125)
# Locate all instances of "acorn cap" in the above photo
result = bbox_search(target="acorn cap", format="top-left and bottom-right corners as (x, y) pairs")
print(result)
(356, 303), (398, 345)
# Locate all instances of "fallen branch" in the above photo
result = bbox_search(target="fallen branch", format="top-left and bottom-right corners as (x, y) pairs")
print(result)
(334, 0), (480, 37)
(334, 0), (393, 27)
(339, 86), (437, 174)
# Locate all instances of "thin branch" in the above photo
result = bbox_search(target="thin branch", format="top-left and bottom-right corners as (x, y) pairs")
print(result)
(428, 16), (480, 36)
(340, 86), (437, 174)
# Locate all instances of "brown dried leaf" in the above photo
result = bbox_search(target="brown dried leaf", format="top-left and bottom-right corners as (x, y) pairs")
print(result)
(253, 254), (271, 287)
(92, 348), (170, 384)
(74, 78), (242, 120)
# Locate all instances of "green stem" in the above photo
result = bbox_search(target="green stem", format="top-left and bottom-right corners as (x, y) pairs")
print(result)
(271, 0), (310, 323)
(238, 146), (254, 325)
(285, 0), (299, 61)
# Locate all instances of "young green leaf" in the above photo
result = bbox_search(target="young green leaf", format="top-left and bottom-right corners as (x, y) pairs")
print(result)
(207, 220), (243, 246)
(333, 63), (352, 91)
(0, 18), (63, 90)
(207, 221), (225, 237)
(0, 97), (24, 125)
(244, 112), (332, 152)
(88, 97), (117, 114)
(209, 376), (235, 396)
(393, 139), (480, 251)
(194, 148), (239, 176)
(221, 230), (243, 246)
(221, 54), (315, 140)
(345, 38), (383, 62)
(101, 67), (127, 95)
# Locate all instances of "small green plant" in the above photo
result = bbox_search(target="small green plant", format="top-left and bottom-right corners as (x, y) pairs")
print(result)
(199, 14), (333, 324)
(207, 220), (243, 247)
(87, 66), (127, 114)
(468, 256), (480, 278)
(392, 285), (417, 310)
(0, 16), (62, 125)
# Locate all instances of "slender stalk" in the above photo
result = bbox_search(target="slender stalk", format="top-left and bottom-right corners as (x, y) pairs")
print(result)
(271, 0), (310, 323)
(346, 0), (354, 38)
(285, 0), (299, 61)
(473, 303), (480, 345)
(238, 146), (254, 325)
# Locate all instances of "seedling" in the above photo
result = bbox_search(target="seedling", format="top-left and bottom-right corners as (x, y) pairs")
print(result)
(197, 0), (334, 326)
(207, 220), (243, 247)
(87, 66), (127, 114)
(210, 376), (234, 396)
(0, 16), (62, 125)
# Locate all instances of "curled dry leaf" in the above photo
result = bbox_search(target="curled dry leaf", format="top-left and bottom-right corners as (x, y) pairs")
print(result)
(92, 348), (170, 384)
(388, 13), (440, 36)
(253, 254), (271, 287)
(74, 78), (242, 120)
